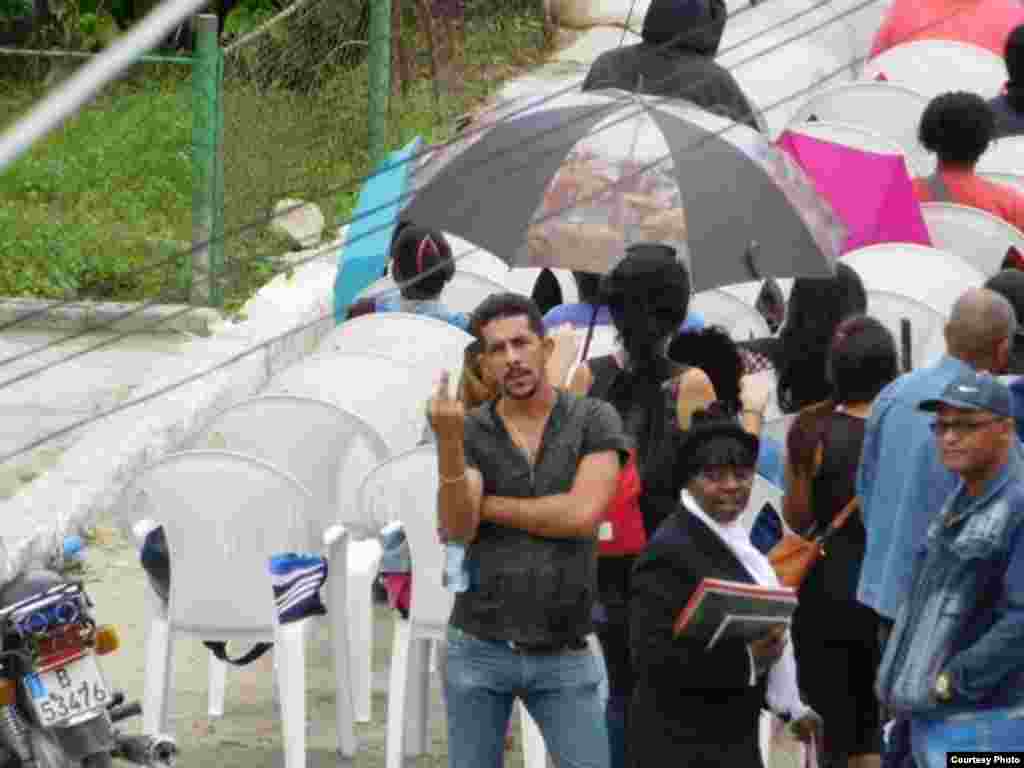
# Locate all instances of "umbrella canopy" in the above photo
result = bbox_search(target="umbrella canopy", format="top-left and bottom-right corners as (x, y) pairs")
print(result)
(401, 89), (845, 291)
(778, 127), (931, 253)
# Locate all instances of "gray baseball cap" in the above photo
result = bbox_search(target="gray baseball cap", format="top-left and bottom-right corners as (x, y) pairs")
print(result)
(919, 370), (1014, 418)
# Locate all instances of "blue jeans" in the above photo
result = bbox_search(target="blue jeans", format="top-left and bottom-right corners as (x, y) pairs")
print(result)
(444, 625), (610, 768)
(911, 707), (1024, 768)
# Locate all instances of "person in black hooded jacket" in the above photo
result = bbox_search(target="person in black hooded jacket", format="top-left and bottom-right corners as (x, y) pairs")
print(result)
(581, 0), (760, 132)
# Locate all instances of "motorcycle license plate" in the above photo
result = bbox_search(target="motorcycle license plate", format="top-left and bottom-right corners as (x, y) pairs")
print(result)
(24, 654), (110, 726)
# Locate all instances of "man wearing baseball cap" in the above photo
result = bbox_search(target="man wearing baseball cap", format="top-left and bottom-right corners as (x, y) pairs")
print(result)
(875, 370), (1024, 766)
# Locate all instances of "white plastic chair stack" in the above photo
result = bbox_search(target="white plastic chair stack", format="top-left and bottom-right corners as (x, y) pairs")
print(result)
(919, 202), (1024, 277)
(865, 289), (948, 371)
(978, 136), (1024, 178)
(690, 289), (772, 342)
(979, 172), (1024, 195)
(787, 81), (932, 174)
(841, 243), (985, 317)
(861, 40), (1007, 101)
(504, 267), (580, 304)
(191, 396), (392, 723)
(115, 450), (356, 768)
(359, 445), (549, 768)
(267, 354), (439, 457)
(356, 272), (509, 315)
(320, 312), (473, 379)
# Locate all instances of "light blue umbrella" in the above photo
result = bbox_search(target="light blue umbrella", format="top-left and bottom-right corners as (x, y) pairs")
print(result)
(333, 136), (422, 323)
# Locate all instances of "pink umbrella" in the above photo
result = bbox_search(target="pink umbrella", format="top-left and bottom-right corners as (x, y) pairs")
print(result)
(777, 130), (931, 254)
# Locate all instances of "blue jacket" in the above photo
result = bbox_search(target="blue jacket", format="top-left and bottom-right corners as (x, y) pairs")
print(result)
(875, 449), (1024, 715)
(989, 94), (1024, 139)
(375, 296), (469, 331)
(856, 356), (973, 620)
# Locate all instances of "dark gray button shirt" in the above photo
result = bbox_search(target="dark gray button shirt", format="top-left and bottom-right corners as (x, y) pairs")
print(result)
(450, 390), (630, 644)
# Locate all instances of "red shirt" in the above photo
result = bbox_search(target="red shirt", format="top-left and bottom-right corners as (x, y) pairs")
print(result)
(912, 167), (1024, 233)
(870, 0), (1024, 58)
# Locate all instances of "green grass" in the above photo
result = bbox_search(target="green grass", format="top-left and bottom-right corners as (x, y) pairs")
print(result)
(0, 9), (550, 313)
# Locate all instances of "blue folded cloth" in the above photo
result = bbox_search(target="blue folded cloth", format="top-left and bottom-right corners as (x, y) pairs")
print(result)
(270, 553), (328, 624)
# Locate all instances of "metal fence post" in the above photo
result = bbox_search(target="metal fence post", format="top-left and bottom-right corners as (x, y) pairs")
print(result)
(190, 13), (223, 307)
(368, 0), (391, 168)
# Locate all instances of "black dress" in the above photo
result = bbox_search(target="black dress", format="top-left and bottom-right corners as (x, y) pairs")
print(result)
(789, 411), (882, 763)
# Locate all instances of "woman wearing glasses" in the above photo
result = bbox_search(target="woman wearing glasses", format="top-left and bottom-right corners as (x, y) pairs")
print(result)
(782, 316), (900, 768)
(628, 404), (821, 767)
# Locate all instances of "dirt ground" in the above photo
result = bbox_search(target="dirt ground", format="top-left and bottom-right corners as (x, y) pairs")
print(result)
(76, 517), (803, 768)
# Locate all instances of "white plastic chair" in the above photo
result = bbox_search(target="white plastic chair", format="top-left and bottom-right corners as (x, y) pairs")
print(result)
(321, 312), (473, 379)
(504, 267), (580, 304)
(690, 289), (772, 341)
(841, 243), (985, 317)
(358, 445), (549, 768)
(787, 81), (932, 174)
(866, 289), (948, 371)
(357, 271), (509, 316)
(978, 136), (1024, 178)
(573, 325), (619, 360)
(720, 31), (851, 138)
(191, 396), (392, 723)
(719, 278), (794, 309)
(919, 202), (1024, 277)
(267, 353), (442, 460)
(861, 40), (1008, 101)
(980, 171), (1024, 195)
(115, 450), (356, 768)
(447, 235), (510, 283)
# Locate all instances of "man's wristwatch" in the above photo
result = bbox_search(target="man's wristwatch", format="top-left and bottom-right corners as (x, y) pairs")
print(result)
(934, 671), (953, 702)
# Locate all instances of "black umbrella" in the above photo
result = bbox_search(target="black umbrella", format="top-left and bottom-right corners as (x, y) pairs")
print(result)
(402, 89), (845, 291)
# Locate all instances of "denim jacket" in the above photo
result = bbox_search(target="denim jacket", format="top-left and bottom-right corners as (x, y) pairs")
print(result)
(875, 449), (1024, 716)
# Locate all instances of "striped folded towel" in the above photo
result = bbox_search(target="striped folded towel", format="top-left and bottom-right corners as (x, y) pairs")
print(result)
(269, 553), (328, 624)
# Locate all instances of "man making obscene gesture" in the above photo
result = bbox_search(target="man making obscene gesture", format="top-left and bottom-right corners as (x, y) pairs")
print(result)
(428, 293), (629, 768)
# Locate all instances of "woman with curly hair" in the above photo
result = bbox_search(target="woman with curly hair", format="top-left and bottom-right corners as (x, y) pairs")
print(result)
(912, 91), (1024, 236)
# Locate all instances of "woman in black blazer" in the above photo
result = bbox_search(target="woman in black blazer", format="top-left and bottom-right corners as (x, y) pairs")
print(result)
(629, 409), (822, 767)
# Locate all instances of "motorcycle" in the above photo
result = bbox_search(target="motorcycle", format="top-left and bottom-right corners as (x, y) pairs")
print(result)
(0, 570), (177, 767)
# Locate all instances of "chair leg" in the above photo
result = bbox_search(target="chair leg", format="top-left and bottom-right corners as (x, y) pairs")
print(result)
(346, 551), (377, 724)
(758, 710), (773, 768)
(385, 620), (412, 768)
(328, 600), (358, 757)
(143, 615), (174, 737)
(274, 621), (308, 768)
(519, 701), (548, 768)
(207, 652), (228, 719)
(406, 636), (432, 757)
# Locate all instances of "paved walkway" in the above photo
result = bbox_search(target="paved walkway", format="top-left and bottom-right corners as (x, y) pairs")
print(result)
(0, 328), (195, 501)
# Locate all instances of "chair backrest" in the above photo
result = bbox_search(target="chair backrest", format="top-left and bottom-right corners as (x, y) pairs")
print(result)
(841, 243), (985, 317)
(718, 278), (794, 308)
(787, 81), (932, 174)
(977, 136), (1024, 177)
(115, 450), (321, 633)
(739, 475), (784, 534)
(690, 289), (772, 341)
(861, 40), (1007, 101)
(503, 267), (580, 304)
(191, 396), (392, 537)
(919, 202), (1024, 277)
(357, 445), (454, 629)
(572, 325), (619, 361)
(267, 353), (441, 459)
(719, 31), (851, 138)
(447, 235), (509, 283)
(785, 120), (912, 160)
(979, 171), (1024, 195)
(865, 289), (948, 371)
(322, 312), (473, 376)
(356, 272), (508, 316)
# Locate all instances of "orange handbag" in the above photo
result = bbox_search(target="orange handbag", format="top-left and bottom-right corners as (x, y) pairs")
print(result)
(767, 496), (859, 589)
